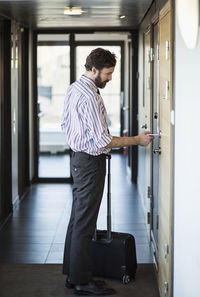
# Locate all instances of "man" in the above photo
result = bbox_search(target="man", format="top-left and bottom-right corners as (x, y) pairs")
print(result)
(61, 48), (153, 295)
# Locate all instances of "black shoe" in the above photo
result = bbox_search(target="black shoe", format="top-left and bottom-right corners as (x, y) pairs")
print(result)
(74, 280), (116, 295)
(66, 278), (106, 289)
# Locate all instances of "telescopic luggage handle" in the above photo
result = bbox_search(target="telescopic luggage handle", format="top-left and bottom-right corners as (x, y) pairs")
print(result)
(106, 154), (112, 241)
(93, 154), (112, 242)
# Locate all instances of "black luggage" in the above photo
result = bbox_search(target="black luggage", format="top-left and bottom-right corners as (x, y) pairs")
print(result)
(91, 155), (137, 284)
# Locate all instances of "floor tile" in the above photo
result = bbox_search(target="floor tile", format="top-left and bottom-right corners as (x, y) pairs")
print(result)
(0, 153), (153, 264)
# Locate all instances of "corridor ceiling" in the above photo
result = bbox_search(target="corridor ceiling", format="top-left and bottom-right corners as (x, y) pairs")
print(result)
(0, 0), (153, 29)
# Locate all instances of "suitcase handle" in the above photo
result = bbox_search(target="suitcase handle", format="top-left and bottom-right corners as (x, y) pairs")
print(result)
(106, 154), (112, 240)
(93, 154), (112, 241)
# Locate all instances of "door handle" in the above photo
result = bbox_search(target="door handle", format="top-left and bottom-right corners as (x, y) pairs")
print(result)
(149, 130), (161, 138)
(149, 133), (161, 138)
(149, 133), (159, 137)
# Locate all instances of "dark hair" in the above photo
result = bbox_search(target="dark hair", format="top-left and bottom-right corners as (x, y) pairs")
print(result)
(84, 48), (117, 71)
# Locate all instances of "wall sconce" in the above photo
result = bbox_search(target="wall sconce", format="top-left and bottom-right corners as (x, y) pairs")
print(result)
(64, 6), (85, 15)
(177, 0), (199, 49)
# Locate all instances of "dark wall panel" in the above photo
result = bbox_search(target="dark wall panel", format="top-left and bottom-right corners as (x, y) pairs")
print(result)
(18, 27), (30, 198)
(0, 19), (12, 225)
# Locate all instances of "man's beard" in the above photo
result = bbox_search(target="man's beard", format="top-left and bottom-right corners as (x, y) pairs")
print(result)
(95, 72), (109, 89)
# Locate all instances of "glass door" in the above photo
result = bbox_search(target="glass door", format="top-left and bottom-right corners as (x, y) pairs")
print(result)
(75, 45), (122, 137)
(37, 34), (71, 178)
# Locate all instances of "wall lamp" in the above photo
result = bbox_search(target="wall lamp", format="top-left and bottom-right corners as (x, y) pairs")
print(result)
(64, 6), (86, 15)
(177, 0), (199, 49)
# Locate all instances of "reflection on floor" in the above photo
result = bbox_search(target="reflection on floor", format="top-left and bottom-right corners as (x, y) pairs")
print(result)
(39, 153), (70, 177)
(0, 153), (153, 264)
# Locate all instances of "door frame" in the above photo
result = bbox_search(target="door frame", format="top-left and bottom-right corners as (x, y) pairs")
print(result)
(18, 27), (30, 197)
(129, 31), (139, 183)
(32, 31), (73, 183)
(150, 18), (160, 267)
(157, 3), (174, 296)
(32, 32), (126, 182)
(143, 26), (153, 244)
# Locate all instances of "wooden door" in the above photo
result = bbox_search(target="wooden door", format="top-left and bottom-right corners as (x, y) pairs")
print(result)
(158, 2), (173, 297)
(143, 28), (152, 238)
(151, 20), (160, 263)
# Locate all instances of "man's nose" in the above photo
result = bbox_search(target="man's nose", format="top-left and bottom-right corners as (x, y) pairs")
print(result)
(108, 74), (112, 81)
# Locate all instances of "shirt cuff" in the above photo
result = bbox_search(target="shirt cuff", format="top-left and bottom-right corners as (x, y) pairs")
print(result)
(96, 133), (113, 148)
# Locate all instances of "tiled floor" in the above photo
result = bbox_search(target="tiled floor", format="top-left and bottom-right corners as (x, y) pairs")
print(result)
(0, 154), (153, 264)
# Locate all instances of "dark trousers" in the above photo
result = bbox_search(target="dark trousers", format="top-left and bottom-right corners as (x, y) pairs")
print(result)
(63, 152), (106, 284)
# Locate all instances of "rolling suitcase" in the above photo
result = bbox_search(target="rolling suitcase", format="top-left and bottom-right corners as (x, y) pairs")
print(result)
(91, 155), (137, 284)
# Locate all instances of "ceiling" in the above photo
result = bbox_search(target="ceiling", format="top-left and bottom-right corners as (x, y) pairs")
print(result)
(0, 0), (153, 29)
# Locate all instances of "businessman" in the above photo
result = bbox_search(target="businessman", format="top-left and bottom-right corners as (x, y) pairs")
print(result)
(61, 48), (153, 295)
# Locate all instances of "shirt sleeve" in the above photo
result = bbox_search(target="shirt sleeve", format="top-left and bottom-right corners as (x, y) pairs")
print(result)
(79, 98), (112, 149)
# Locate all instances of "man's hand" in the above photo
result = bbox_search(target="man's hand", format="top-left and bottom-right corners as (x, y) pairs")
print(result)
(105, 131), (154, 149)
(135, 131), (154, 146)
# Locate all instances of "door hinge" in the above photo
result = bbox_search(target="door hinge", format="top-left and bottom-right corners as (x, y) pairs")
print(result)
(164, 244), (169, 264)
(148, 186), (152, 198)
(147, 212), (151, 224)
(165, 40), (170, 60)
(163, 80), (170, 100)
(164, 282), (169, 297)
(136, 71), (139, 79)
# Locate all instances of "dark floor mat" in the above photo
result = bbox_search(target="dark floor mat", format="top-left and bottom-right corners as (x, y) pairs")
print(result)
(0, 264), (159, 297)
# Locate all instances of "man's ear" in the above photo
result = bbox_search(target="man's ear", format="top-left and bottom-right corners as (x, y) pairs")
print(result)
(91, 67), (98, 75)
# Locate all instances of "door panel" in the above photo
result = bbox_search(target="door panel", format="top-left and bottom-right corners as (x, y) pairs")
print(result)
(158, 3), (173, 297)
(151, 21), (160, 262)
(37, 35), (71, 178)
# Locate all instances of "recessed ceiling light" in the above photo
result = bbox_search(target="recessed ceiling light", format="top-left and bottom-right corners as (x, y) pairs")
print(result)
(64, 6), (86, 15)
(119, 15), (126, 19)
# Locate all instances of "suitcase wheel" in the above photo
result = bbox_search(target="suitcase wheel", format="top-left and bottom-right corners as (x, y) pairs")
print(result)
(122, 274), (131, 284)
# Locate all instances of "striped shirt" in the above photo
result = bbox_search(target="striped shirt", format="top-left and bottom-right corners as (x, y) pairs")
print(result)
(61, 75), (112, 156)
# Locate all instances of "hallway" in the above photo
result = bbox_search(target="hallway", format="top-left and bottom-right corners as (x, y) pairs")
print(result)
(1, 0), (200, 296)
(0, 154), (152, 265)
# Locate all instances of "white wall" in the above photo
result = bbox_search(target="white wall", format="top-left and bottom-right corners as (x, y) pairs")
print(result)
(173, 12), (200, 297)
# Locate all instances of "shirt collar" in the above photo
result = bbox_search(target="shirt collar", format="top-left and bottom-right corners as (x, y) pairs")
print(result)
(80, 75), (99, 94)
